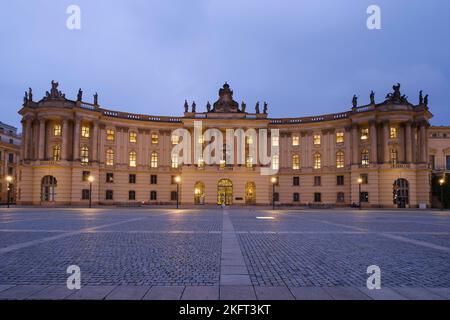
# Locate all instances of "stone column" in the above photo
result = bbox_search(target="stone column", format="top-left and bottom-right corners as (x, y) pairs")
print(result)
(411, 122), (417, 163)
(351, 124), (359, 165)
(92, 121), (99, 162)
(405, 121), (412, 163)
(38, 118), (46, 160)
(73, 118), (81, 161)
(419, 121), (428, 163)
(369, 120), (378, 164)
(23, 118), (32, 160)
(61, 118), (69, 160)
(382, 120), (390, 163)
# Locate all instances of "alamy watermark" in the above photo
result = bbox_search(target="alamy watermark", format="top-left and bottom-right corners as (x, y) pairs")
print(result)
(66, 5), (81, 30)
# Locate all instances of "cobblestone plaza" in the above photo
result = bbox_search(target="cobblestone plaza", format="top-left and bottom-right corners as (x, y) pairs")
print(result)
(0, 207), (449, 300)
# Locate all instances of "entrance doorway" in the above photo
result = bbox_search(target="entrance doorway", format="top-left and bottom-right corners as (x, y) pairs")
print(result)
(41, 176), (57, 202)
(194, 181), (205, 205)
(393, 178), (409, 208)
(245, 182), (256, 205)
(217, 179), (233, 205)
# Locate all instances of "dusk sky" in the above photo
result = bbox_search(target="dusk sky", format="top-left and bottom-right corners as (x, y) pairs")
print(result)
(1, 0), (449, 130)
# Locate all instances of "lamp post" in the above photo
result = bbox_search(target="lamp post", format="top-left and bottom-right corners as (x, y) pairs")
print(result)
(439, 178), (445, 211)
(88, 176), (94, 208)
(357, 177), (363, 210)
(6, 176), (13, 208)
(175, 176), (181, 209)
(271, 177), (277, 210)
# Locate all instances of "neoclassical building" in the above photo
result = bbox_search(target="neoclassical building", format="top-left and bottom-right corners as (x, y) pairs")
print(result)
(16, 81), (449, 208)
(0, 122), (21, 203)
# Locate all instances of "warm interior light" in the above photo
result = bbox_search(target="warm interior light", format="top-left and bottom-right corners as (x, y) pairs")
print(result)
(175, 176), (181, 183)
(6, 176), (13, 182)
(88, 176), (94, 183)
(357, 178), (363, 184)
(271, 177), (277, 184)
(439, 178), (445, 185)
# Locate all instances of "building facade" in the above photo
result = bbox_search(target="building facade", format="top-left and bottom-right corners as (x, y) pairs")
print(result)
(0, 122), (21, 203)
(17, 81), (448, 208)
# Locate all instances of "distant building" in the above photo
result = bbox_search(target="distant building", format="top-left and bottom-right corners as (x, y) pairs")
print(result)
(0, 121), (21, 203)
(16, 81), (450, 208)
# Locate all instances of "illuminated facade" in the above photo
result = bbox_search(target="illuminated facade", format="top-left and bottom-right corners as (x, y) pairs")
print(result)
(16, 81), (449, 208)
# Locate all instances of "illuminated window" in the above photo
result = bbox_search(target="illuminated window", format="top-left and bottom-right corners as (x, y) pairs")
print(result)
(361, 149), (370, 166)
(81, 126), (90, 138)
(52, 145), (61, 161)
(336, 151), (345, 168)
(198, 135), (204, 144)
(81, 146), (89, 164)
(129, 151), (137, 167)
(292, 136), (300, 146)
(197, 157), (204, 168)
(171, 134), (179, 145)
(106, 129), (115, 141)
(151, 133), (159, 144)
(336, 131), (344, 144)
(390, 127), (397, 139)
(171, 154), (179, 168)
(106, 149), (114, 166)
(151, 152), (158, 168)
(360, 128), (369, 141)
(54, 124), (61, 137)
(313, 134), (321, 146)
(272, 136), (279, 147)
(129, 132), (137, 143)
(272, 155), (279, 170)
(246, 156), (253, 168)
(292, 154), (300, 170)
(219, 160), (226, 168)
(246, 136), (254, 145)
(390, 149), (398, 164)
(313, 153), (321, 169)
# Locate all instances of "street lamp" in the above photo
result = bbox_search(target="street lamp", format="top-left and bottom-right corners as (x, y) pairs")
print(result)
(6, 176), (13, 208)
(271, 177), (277, 210)
(175, 176), (181, 209)
(357, 177), (363, 210)
(439, 178), (445, 211)
(88, 176), (94, 208)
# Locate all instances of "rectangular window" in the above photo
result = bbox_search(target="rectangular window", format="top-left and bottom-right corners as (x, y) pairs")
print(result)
(171, 134), (179, 145)
(314, 193), (322, 203)
(54, 124), (61, 136)
(129, 191), (136, 201)
(106, 173), (114, 183)
(81, 126), (90, 138)
(246, 156), (253, 168)
(360, 192), (369, 203)
(82, 171), (90, 182)
(171, 191), (178, 201)
(314, 176), (321, 186)
(171, 154), (179, 168)
(360, 128), (369, 141)
(446, 156), (450, 170)
(8, 153), (14, 164)
(106, 129), (115, 141)
(129, 132), (137, 143)
(337, 175), (344, 186)
(106, 149), (114, 166)
(390, 127), (397, 139)
(246, 136), (254, 145)
(430, 155), (435, 170)
(292, 154), (300, 170)
(313, 134), (321, 146)
(293, 176), (300, 186)
(271, 155), (279, 170)
(106, 190), (114, 200)
(129, 174), (136, 184)
(293, 193), (300, 202)
(150, 191), (157, 201)
(336, 131), (344, 144)
(151, 152), (158, 168)
(82, 189), (90, 200)
(292, 136), (300, 146)
(272, 136), (279, 147)
(150, 175), (157, 185)
(151, 133), (159, 144)
(360, 173), (369, 184)
(81, 147), (89, 164)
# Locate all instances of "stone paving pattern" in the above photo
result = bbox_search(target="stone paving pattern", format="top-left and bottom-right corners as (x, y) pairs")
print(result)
(0, 207), (449, 300)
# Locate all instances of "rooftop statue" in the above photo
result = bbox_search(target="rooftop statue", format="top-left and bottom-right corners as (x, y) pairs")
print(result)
(384, 83), (410, 104)
(212, 82), (239, 113)
(94, 92), (98, 105)
(263, 102), (268, 114)
(77, 88), (83, 102)
(43, 80), (66, 100)
(424, 94), (429, 106)
(419, 90), (423, 105)
(192, 101), (196, 113)
(206, 101), (211, 112)
(241, 101), (246, 113)
(23, 91), (28, 103)
(352, 95), (358, 108)
(370, 91), (375, 104)
(255, 102), (260, 114)
(28, 88), (33, 101)
(184, 100), (189, 113)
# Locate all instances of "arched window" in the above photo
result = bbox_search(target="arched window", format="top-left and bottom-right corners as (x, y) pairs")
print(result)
(106, 149), (114, 166)
(313, 153), (321, 169)
(361, 149), (369, 167)
(336, 151), (345, 168)
(129, 151), (137, 167)
(81, 146), (89, 164)
(151, 152), (158, 168)
(292, 154), (300, 170)
(52, 145), (61, 161)
(390, 149), (398, 164)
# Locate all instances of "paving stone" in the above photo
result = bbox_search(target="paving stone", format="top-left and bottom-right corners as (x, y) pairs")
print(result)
(221, 265), (249, 275)
(324, 287), (371, 300)
(357, 287), (407, 300)
(426, 287), (450, 299)
(181, 286), (219, 300)
(0, 285), (47, 300)
(65, 285), (116, 300)
(220, 275), (252, 286)
(391, 287), (445, 300)
(0, 285), (14, 294)
(143, 286), (185, 300)
(105, 286), (150, 300)
(27, 285), (74, 300)
(254, 287), (295, 300)
(220, 286), (256, 300)
(289, 287), (333, 300)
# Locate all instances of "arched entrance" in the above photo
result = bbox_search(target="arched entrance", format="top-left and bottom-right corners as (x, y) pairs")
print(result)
(245, 182), (256, 205)
(393, 178), (409, 208)
(194, 181), (205, 205)
(41, 176), (57, 202)
(218, 179), (233, 205)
